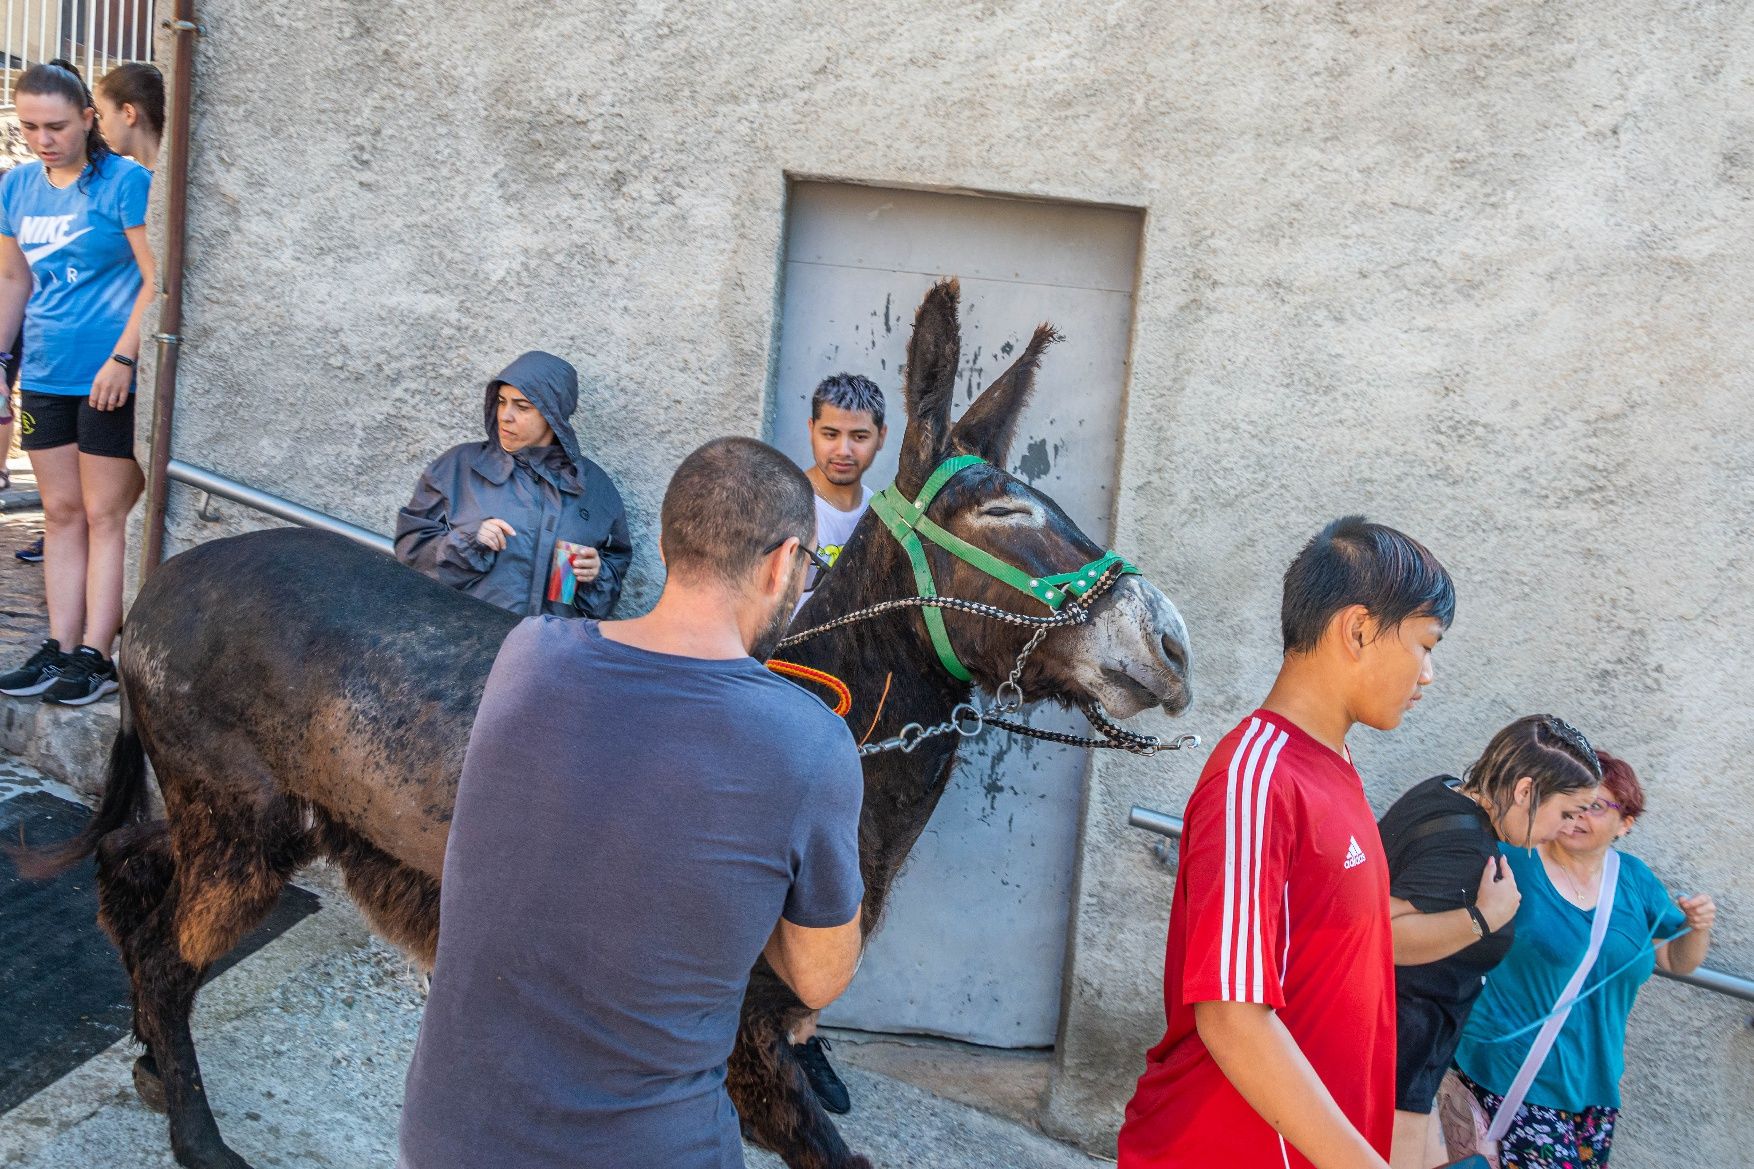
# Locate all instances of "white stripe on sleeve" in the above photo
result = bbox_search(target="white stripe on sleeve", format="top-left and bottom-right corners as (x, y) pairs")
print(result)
(1249, 729), (1289, 1002)
(1218, 717), (1262, 1001)
(1230, 722), (1274, 999)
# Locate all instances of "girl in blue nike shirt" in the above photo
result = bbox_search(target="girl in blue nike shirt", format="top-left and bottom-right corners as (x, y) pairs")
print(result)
(0, 60), (154, 705)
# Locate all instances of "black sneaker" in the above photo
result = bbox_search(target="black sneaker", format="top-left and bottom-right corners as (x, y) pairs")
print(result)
(15, 537), (43, 563)
(791, 1035), (850, 1114)
(41, 645), (119, 706)
(0, 638), (66, 696)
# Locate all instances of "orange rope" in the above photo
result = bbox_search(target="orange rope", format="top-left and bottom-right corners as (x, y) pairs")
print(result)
(859, 672), (894, 746)
(764, 660), (853, 717)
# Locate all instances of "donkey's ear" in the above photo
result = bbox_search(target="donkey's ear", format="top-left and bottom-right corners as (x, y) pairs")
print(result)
(950, 323), (1060, 464)
(896, 278), (962, 494)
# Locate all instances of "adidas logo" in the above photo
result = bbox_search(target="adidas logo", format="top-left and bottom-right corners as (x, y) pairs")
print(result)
(1344, 836), (1367, 870)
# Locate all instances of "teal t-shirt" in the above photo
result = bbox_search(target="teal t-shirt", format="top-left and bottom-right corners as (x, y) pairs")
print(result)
(1453, 845), (1685, 1112)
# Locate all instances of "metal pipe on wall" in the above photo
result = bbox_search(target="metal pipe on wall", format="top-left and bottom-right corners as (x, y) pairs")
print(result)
(140, 0), (195, 574)
(167, 459), (394, 554)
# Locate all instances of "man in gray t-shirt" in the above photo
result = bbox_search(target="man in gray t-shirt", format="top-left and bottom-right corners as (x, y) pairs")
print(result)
(399, 437), (865, 1169)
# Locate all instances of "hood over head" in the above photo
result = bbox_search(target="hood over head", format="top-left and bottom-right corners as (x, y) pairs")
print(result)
(484, 350), (582, 468)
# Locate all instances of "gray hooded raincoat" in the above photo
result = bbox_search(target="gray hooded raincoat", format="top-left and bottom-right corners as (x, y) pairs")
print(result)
(395, 351), (631, 618)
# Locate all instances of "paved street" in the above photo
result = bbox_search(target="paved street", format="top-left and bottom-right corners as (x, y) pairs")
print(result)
(0, 456), (45, 667)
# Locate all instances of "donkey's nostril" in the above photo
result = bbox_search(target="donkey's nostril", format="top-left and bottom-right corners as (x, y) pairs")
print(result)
(1160, 633), (1190, 675)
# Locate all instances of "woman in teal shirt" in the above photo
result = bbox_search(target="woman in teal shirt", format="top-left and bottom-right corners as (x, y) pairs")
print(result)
(1451, 752), (1716, 1167)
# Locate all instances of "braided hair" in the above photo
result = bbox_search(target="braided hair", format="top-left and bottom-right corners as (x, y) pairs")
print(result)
(16, 59), (113, 192)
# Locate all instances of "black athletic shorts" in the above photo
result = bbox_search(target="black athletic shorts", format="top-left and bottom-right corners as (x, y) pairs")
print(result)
(18, 391), (136, 459)
(1396, 993), (1468, 1113)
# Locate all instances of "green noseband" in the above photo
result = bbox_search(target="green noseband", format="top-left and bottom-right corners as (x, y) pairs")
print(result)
(868, 453), (1139, 682)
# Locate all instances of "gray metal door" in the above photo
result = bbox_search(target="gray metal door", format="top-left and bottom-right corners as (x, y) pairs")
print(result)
(769, 182), (1142, 1046)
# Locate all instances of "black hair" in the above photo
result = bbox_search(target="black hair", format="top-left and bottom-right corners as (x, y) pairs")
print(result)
(98, 62), (165, 138)
(1281, 515), (1455, 654)
(16, 59), (112, 192)
(810, 372), (885, 430)
(661, 436), (816, 590)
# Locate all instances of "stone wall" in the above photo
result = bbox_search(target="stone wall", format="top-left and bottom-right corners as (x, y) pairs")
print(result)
(138, 3), (1753, 1162)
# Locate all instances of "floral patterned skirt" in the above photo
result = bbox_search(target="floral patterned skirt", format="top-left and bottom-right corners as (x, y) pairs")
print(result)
(1456, 1070), (1620, 1167)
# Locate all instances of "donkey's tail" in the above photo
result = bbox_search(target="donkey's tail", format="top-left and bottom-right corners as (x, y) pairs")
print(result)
(7, 692), (150, 879)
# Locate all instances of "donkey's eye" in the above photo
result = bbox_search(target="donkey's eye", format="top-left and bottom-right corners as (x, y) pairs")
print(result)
(982, 506), (1023, 518)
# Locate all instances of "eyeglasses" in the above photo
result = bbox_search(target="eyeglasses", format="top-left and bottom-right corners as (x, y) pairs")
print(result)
(1581, 799), (1624, 818)
(761, 536), (834, 576)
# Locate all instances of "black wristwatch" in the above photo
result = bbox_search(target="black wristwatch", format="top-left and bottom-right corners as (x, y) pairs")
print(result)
(1465, 904), (1491, 939)
(110, 353), (136, 368)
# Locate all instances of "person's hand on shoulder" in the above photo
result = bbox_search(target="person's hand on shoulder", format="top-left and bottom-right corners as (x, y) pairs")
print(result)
(474, 518), (516, 552)
(1477, 854), (1521, 933)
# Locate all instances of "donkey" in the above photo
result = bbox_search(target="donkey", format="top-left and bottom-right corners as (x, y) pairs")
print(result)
(21, 279), (1191, 1169)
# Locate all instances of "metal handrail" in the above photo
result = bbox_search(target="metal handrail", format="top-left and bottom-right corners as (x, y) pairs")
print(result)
(166, 459), (393, 554)
(1128, 805), (1754, 1006)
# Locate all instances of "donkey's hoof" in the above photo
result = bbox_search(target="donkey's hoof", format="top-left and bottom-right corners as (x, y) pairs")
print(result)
(132, 1052), (167, 1113)
(171, 1135), (255, 1169)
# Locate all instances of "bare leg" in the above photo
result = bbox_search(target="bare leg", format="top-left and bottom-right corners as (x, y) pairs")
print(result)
(1424, 1109), (1449, 1167)
(78, 451), (143, 655)
(1392, 1108), (1446, 1169)
(29, 443), (85, 647)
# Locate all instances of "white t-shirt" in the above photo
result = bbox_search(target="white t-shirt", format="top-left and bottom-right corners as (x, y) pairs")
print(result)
(794, 485), (872, 616)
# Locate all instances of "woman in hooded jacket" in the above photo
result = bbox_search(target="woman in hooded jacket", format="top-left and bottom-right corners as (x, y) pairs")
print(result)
(396, 351), (631, 618)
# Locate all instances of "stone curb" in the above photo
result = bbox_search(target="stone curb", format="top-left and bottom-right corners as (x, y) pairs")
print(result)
(0, 493), (41, 512)
(0, 695), (119, 802)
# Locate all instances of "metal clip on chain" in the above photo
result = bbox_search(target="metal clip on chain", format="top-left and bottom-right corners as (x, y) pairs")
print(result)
(860, 702), (985, 757)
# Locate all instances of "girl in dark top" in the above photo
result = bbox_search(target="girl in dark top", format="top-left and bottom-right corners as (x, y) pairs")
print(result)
(1377, 715), (1603, 1169)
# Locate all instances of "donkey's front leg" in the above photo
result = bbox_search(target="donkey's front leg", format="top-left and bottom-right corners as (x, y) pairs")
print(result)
(728, 968), (872, 1169)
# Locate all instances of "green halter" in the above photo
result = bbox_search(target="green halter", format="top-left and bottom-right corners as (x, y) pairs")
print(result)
(867, 454), (1139, 682)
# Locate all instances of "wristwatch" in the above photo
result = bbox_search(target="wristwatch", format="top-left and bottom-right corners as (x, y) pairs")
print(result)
(1465, 904), (1490, 939)
(110, 353), (136, 368)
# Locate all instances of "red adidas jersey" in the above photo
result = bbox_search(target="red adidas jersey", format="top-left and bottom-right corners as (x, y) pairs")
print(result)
(1118, 710), (1394, 1169)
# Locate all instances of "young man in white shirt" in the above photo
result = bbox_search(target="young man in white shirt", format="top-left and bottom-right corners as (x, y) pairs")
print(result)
(787, 372), (886, 1113)
(791, 372), (887, 621)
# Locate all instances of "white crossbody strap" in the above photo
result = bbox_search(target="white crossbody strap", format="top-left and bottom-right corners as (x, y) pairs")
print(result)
(1487, 849), (1620, 1142)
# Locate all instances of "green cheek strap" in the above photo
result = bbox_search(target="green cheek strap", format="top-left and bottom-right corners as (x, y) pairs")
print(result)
(868, 455), (1139, 683)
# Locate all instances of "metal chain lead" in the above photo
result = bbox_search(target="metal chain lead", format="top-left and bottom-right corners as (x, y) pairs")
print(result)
(784, 562), (1198, 759)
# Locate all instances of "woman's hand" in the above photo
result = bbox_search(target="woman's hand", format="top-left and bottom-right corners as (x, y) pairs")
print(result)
(1678, 893), (1716, 933)
(1659, 892), (1717, 975)
(1477, 854), (1522, 933)
(474, 518), (516, 552)
(89, 359), (134, 411)
(570, 546), (602, 585)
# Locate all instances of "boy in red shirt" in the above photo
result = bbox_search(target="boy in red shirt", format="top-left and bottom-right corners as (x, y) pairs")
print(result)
(1120, 516), (1455, 1169)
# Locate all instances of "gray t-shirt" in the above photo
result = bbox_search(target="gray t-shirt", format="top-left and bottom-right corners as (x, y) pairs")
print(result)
(398, 618), (865, 1169)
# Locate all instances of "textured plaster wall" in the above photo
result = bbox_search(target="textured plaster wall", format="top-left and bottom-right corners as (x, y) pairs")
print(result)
(142, 3), (1753, 1163)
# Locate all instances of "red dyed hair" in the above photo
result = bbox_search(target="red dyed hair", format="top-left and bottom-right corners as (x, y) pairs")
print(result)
(1594, 750), (1648, 820)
